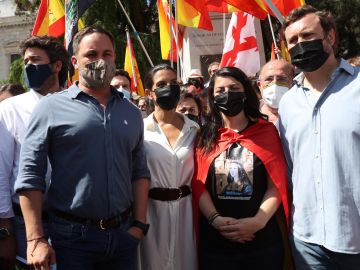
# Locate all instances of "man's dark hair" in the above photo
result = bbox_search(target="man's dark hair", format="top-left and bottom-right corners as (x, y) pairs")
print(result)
(178, 92), (202, 116)
(114, 69), (131, 87)
(282, 5), (338, 52)
(73, 26), (115, 56)
(20, 35), (69, 87)
(0, 83), (26, 96)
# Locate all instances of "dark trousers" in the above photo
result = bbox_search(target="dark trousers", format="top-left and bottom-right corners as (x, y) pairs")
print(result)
(199, 242), (283, 270)
(49, 214), (139, 270)
(290, 236), (360, 270)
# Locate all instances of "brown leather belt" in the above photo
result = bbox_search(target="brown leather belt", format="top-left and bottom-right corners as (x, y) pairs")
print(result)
(149, 185), (191, 201)
(52, 208), (131, 230)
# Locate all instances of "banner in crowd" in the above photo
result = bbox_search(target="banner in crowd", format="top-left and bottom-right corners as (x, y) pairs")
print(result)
(220, 11), (260, 77)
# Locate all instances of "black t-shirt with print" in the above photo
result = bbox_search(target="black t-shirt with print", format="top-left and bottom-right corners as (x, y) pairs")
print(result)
(199, 142), (282, 253)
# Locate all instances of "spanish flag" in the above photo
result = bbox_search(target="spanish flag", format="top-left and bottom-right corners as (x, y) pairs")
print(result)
(176, 0), (213, 31)
(32, 0), (65, 37)
(158, 0), (183, 61)
(206, 0), (240, 13)
(124, 31), (145, 97)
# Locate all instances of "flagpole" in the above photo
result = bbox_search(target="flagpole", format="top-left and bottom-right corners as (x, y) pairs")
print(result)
(169, 0), (174, 68)
(263, 0), (284, 24)
(267, 15), (280, 59)
(174, 0), (180, 79)
(126, 27), (138, 92)
(223, 13), (226, 47)
(117, 0), (154, 67)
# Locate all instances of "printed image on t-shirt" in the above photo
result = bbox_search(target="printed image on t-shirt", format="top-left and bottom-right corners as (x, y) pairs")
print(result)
(214, 144), (253, 200)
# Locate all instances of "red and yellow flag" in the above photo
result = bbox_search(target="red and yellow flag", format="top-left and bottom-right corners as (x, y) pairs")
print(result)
(270, 0), (305, 17)
(158, 0), (183, 61)
(32, 0), (65, 37)
(222, 0), (268, 19)
(222, 0), (305, 19)
(124, 32), (145, 97)
(206, 0), (239, 13)
(176, 0), (213, 31)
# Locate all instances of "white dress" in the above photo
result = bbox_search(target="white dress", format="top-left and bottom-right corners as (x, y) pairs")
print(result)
(137, 114), (199, 270)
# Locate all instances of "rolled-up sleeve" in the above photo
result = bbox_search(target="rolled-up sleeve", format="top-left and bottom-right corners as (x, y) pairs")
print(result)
(15, 98), (51, 193)
(131, 116), (150, 181)
(0, 116), (15, 218)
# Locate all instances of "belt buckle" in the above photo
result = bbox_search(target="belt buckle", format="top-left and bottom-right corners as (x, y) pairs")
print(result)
(99, 219), (107, 230)
(176, 187), (182, 201)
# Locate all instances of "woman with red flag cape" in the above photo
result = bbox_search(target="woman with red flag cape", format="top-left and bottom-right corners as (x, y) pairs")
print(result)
(192, 67), (289, 270)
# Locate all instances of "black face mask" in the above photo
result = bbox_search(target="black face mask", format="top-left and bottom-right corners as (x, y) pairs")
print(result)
(185, 114), (200, 123)
(289, 39), (330, 72)
(154, 84), (181, 111)
(214, 91), (246, 117)
(24, 63), (52, 91)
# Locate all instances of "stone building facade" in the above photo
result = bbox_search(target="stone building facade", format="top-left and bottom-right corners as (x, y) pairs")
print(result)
(0, 0), (35, 81)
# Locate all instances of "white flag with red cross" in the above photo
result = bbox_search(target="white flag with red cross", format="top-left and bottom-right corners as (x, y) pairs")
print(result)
(220, 11), (260, 77)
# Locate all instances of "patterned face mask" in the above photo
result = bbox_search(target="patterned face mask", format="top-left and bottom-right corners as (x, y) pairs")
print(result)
(79, 59), (116, 89)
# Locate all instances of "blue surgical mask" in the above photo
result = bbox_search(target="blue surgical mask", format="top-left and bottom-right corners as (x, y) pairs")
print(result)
(118, 86), (131, 100)
(24, 63), (52, 91)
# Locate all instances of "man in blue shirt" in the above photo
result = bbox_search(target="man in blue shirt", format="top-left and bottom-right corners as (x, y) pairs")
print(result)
(15, 27), (151, 270)
(279, 5), (360, 269)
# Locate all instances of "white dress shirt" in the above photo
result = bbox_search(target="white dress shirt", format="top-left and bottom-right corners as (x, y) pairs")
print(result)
(137, 113), (199, 270)
(0, 90), (50, 218)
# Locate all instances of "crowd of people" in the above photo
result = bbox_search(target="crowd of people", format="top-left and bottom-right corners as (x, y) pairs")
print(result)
(0, 4), (359, 270)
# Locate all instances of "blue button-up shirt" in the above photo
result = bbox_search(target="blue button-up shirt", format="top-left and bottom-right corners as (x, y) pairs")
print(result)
(279, 59), (360, 254)
(15, 83), (150, 219)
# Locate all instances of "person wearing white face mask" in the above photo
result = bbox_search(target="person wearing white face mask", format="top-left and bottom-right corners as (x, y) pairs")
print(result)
(111, 69), (132, 100)
(257, 59), (294, 128)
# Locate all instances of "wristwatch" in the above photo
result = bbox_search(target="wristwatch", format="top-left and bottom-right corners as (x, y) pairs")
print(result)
(131, 220), (150, 236)
(0, 228), (11, 239)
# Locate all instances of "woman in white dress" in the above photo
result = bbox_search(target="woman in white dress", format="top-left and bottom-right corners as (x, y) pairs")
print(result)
(137, 64), (198, 270)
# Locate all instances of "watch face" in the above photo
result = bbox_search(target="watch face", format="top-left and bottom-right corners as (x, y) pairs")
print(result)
(0, 228), (10, 239)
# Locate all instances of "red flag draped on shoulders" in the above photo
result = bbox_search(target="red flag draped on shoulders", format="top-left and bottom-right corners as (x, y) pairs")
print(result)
(192, 119), (289, 235)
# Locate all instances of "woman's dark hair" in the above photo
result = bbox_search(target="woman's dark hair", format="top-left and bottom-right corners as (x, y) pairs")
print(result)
(198, 67), (267, 153)
(143, 63), (176, 90)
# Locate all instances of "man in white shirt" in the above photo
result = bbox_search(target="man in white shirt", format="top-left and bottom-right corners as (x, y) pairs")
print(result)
(0, 35), (68, 269)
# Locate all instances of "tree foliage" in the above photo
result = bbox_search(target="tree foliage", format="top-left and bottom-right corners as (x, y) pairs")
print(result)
(82, 0), (162, 76)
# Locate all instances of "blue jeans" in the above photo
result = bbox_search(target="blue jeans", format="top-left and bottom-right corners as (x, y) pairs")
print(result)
(49, 214), (139, 270)
(199, 242), (283, 270)
(290, 236), (360, 270)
